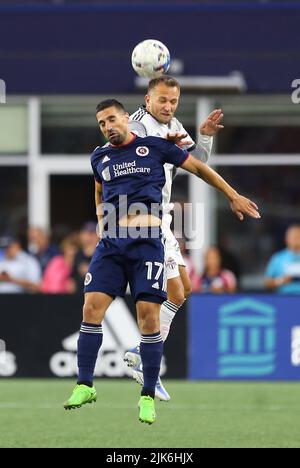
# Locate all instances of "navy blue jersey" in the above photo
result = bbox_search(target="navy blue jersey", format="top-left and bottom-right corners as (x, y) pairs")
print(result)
(91, 134), (189, 218)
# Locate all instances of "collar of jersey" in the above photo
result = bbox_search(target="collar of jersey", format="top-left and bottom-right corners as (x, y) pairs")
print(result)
(110, 132), (137, 148)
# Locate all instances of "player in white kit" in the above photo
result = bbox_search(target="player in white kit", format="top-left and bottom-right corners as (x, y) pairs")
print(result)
(124, 75), (224, 400)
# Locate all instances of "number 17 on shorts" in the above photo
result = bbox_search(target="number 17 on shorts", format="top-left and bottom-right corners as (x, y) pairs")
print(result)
(145, 261), (167, 293)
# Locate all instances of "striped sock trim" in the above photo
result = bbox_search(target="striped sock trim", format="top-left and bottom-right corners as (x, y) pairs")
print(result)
(80, 322), (103, 334)
(141, 332), (163, 344)
(164, 300), (180, 314)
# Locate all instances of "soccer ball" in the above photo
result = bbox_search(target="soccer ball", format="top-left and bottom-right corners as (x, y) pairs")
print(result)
(131, 39), (170, 79)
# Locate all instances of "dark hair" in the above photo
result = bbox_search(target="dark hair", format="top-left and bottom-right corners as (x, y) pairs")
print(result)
(147, 75), (180, 93)
(96, 99), (125, 114)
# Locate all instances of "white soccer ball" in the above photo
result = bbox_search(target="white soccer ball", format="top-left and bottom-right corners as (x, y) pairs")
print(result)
(131, 39), (170, 78)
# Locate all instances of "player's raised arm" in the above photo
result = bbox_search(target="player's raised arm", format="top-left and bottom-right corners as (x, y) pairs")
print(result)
(166, 109), (224, 163)
(195, 108), (224, 163)
(181, 154), (261, 221)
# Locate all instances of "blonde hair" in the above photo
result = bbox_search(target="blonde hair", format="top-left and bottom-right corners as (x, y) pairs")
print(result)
(148, 75), (180, 93)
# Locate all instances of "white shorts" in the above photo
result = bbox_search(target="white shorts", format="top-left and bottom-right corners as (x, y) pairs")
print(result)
(163, 225), (186, 280)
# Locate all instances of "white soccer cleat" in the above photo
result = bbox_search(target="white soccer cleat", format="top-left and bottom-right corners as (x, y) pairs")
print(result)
(132, 364), (171, 402)
(124, 346), (141, 368)
(155, 376), (171, 402)
(132, 365), (144, 385)
(124, 346), (171, 401)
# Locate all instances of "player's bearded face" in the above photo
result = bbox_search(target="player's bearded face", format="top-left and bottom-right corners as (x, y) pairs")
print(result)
(97, 108), (129, 145)
(107, 127), (127, 145)
(146, 84), (180, 124)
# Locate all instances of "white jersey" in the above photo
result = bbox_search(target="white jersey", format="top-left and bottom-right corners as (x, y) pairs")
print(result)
(129, 107), (213, 223)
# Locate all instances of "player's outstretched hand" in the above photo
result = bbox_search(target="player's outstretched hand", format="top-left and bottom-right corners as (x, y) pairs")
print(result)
(166, 132), (193, 148)
(200, 109), (224, 136)
(230, 195), (261, 221)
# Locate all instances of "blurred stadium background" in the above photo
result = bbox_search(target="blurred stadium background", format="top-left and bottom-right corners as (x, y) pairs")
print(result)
(1, 0), (300, 448)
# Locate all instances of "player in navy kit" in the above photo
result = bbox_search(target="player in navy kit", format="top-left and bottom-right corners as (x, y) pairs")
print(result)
(64, 99), (260, 424)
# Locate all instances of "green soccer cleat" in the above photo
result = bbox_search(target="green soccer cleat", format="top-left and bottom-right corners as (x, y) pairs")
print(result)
(64, 384), (97, 410)
(138, 396), (156, 425)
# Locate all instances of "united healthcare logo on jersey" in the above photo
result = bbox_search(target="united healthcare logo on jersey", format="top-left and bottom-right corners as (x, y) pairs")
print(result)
(218, 298), (276, 378)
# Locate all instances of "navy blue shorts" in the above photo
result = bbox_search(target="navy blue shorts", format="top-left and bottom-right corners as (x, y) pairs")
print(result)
(84, 231), (167, 304)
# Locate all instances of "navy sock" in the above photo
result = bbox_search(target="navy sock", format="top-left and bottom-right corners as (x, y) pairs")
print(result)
(140, 332), (163, 399)
(77, 322), (103, 386)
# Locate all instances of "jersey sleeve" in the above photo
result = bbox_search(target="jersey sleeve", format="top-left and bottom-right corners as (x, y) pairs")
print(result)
(90, 155), (102, 183)
(160, 139), (190, 167)
(128, 120), (148, 138)
(177, 121), (196, 151)
(177, 120), (213, 162)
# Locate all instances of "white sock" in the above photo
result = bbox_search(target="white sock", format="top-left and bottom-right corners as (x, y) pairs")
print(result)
(160, 300), (180, 342)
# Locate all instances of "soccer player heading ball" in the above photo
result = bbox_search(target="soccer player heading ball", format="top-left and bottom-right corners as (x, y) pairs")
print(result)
(64, 98), (260, 424)
(125, 75), (226, 401)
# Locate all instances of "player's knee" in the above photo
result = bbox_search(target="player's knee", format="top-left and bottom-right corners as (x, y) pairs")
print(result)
(184, 285), (192, 298)
(138, 309), (160, 334)
(83, 301), (103, 324)
(167, 277), (186, 306)
(182, 276), (192, 299)
(168, 289), (185, 306)
(139, 317), (160, 334)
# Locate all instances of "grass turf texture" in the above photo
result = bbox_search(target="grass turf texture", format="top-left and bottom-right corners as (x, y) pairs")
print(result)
(0, 379), (299, 448)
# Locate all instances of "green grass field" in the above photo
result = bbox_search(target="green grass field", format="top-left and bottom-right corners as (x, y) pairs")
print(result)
(0, 379), (300, 448)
